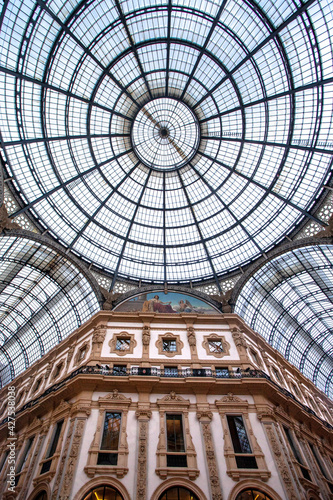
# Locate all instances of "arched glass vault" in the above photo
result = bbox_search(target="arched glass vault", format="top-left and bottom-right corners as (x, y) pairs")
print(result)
(0, 0), (332, 287)
(0, 234), (100, 387)
(235, 244), (333, 399)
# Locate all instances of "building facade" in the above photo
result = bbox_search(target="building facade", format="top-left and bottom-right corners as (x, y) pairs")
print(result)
(1, 301), (332, 500)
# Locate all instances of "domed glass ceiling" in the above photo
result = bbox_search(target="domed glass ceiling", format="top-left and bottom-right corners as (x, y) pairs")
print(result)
(0, 0), (332, 286)
(0, 235), (100, 387)
(235, 244), (333, 399)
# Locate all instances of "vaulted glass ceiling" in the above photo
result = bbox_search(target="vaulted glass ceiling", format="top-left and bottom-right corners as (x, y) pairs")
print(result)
(0, 0), (332, 287)
(0, 235), (100, 387)
(235, 244), (333, 399)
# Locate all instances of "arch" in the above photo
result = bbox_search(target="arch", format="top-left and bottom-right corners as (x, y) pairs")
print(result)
(26, 482), (51, 500)
(112, 285), (222, 312)
(228, 480), (284, 500)
(150, 478), (208, 500)
(72, 476), (131, 500)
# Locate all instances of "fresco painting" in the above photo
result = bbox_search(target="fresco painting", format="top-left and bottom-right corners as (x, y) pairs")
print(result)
(114, 292), (218, 314)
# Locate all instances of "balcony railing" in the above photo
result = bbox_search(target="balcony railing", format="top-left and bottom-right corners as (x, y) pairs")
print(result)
(1, 366), (332, 430)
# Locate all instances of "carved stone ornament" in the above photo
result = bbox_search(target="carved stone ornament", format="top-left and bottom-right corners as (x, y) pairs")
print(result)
(100, 287), (121, 310)
(136, 418), (150, 500)
(202, 334), (230, 358)
(158, 391), (190, 404)
(187, 326), (196, 347)
(217, 393), (245, 404)
(59, 418), (86, 499)
(142, 325), (151, 346)
(264, 423), (298, 499)
(109, 331), (137, 355)
(92, 324), (107, 344)
(198, 417), (223, 500)
(52, 419), (75, 500)
(209, 289), (233, 312)
(156, 332), (184, 357)
(66, 344), (75, 367)
(102, 389), (131, 402)
(231, 327), (248, 348)
(0, 203), (21, 232)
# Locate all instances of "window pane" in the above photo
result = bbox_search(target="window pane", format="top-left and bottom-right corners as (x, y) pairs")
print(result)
(163, 340), (177, 352)
(166, 414), (185, 452)
(101, 413), (121, 450)
(208, 340), (223, 353)
(227, 415), (252, 453)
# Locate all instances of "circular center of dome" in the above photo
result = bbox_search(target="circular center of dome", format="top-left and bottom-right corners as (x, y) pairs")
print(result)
(131, 97), (200, 171)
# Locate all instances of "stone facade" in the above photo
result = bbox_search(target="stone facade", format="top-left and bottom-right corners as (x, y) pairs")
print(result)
(0, 312), (332, 500)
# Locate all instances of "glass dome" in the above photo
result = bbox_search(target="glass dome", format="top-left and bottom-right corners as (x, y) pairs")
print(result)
(0, 0), (332, 286)
(235, 244), (333, 399)
(0, 234), (100, 387)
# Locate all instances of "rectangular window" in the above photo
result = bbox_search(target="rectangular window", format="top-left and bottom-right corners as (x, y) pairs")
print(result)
(79, 347), (86, 360)
(16, 436), (34, 485)
(41, 420), (64, 474)
(166, 414), (185, 452)
(17, 437), (34, 474)
(283, 427), (311, 481)
(227, 415), (258, 469)
(98, 412), (121, 466)
(308, 442), (328, 478)
(166, 414), (187, 467)
(34, 378), (42, 393)
(227, 415), (252, 453)
(101, 413), (121, 450)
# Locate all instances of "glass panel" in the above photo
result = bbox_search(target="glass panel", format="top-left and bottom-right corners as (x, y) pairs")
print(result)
(166, 414), (185, 452)
(227, 415), (252, 454)
(159, 487), (199, 500)
(163, 340), (177, 352)
(116, 338), (131, 351)
(1, 0), (331, 286)
(208, 340), (224, 353)
(47, 420), (64, 458)
(101, 413), (121, 450)
(235, 245), (333, 399)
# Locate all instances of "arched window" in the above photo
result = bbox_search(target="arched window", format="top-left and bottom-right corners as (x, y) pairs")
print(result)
(34, 492), (47, 500)
(236, 489), (273, 500)
(158, 486), (199, 500)
(82, 485), (124, 500)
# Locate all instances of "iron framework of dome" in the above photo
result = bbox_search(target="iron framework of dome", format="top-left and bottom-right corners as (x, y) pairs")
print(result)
(235, 244), (333, 399)
(0, 234), (101, 387)
(0, 0), (332, 289)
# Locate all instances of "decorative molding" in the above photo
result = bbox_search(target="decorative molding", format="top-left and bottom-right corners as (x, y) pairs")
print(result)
(216, 394), (271, 482)
(52, 419), (75, 500)
(66, 345), (76, 368)
(135, 410), (151, 500)
(156, 332), (184, 357)
(85, 390), (131, 479)
(197, 411), (223, 500)
(202, 334), (230, 358)
(73, 341), (90, 366)
(156, 392), (199, 480)
(109, 331), (137, 356)
(231, 327), (249, 362)
(59, 418), (86, 499)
